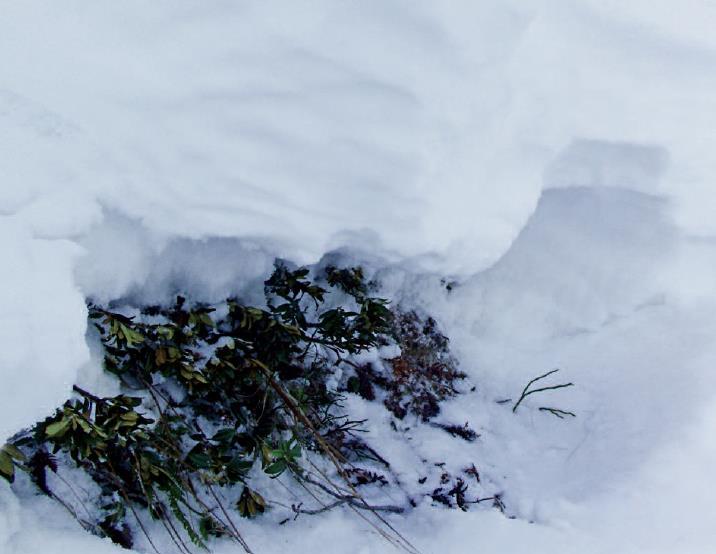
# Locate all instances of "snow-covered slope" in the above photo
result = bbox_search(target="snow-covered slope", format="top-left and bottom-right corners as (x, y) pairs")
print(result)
(2, 1), (716, 553)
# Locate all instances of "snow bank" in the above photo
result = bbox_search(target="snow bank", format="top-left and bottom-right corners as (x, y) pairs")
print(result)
(376, 185), (716, 552)
(0, 220), (88, 441)
(2, 1), (716, 552)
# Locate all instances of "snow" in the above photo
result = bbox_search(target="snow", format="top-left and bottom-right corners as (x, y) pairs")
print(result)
(2, 1), (716, 553)
(0, 220), (88, 441)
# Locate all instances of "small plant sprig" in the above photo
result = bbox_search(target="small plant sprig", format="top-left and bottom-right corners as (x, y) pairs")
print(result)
(0, 442), (26, 483)
(512, 369), (575, 418)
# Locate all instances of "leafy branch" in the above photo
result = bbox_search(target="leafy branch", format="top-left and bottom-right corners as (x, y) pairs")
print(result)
(7, 263), (425, 554)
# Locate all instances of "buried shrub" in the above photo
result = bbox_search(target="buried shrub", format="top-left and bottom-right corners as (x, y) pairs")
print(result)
(4, 263), (495, 553)
(0, 263), (524, 554)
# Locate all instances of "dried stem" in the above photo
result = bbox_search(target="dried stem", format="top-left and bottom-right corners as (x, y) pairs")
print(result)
(512, 369), (574, 413)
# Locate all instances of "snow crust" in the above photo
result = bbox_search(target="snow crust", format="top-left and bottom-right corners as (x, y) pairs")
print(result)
(2, 1), (716, 552)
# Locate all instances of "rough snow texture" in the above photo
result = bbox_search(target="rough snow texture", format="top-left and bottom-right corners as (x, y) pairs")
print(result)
(2, 1), (716, 552)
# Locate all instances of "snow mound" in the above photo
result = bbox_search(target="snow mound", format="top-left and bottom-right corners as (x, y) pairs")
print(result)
(2, 1), (716, 553)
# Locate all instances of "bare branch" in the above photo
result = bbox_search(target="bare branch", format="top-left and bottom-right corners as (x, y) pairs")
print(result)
(513, 369), (574, 413)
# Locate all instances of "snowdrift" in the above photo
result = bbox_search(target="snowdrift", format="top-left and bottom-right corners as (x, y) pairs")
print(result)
(2, 1), (716, 553)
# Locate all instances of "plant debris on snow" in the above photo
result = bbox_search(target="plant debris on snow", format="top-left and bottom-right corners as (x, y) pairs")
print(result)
(3, 264), (502, 553)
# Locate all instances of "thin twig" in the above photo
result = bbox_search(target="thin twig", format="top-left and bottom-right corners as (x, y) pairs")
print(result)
(72, 384), (103, 404)
(539, 407), (576, 419)
(161, 504), (196, 554)
(255, 360), (420, 554)
(53, 471), (95, 522)
(207, 484), (253, 554)
(512, 369), (573, 413)
(132, 452), (193, 554)
(119, 485), (163, 554)
(298, 477), (404, 514)
(47, 490), (96, 534)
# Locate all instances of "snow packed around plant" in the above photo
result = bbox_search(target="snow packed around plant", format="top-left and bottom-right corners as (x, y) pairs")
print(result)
(2, 1), (716, 553)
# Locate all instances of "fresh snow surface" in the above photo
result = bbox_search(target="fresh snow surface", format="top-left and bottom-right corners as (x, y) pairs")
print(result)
(2, 1), (716, 553)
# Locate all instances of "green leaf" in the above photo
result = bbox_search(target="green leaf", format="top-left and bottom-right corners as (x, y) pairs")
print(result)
(1, 443), (26, 462)
(76, 417), (94, 434)
(199, 514), (224, 540)
(226, 457), (252, 482)
(264, 459), (286, 477)
(168, 494), (208, 549)
(119, 323), (144, 347)
(45, 418), (72, 439)
(289, 442), (301, 459)
(211, 428), (236, 444)
(0, 451), (14, 483)
(259, 442), (272, 466)
(119, 411), (139, 423)
(237, 486), (266, 518)
(157, 326), (175, 340)
(155, 347), (168, 366)
(186, 446), (212, 470)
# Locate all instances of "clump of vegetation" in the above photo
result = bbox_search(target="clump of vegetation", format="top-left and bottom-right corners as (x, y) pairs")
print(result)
(3, 263), (498, 554)
(5, 264), (414, 553)
(344, 311), (467, 422)
(0, 251), (585, 554)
